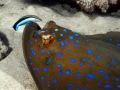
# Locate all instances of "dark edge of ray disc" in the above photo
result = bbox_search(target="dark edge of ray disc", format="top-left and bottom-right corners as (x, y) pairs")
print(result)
(22, 21), (42, 90)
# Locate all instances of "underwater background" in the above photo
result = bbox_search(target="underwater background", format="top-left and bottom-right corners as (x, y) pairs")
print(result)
(0, 0), (120, 90)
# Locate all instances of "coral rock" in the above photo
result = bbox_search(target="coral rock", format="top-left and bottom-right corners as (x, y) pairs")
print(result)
(74, 0), (120, 13)
(38, 0), (120, 13)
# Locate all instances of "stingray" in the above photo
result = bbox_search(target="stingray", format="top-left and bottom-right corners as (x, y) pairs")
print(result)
(13, 15), (120, 90)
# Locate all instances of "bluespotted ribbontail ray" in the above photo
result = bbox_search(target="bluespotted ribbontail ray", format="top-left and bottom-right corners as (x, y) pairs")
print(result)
(13, 15), (120, 90)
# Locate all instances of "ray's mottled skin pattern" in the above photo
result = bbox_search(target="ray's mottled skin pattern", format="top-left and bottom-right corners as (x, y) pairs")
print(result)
(23, 21), (120, 90)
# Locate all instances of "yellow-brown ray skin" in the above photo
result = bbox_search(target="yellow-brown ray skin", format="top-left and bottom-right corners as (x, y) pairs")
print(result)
(23, 21), (120, 90)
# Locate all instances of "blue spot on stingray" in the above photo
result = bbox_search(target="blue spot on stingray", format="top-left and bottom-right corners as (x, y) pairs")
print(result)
(105, 83), (111, 88)
(86, 48), (93, 54)
(65, 41), (69, 45)
(61, 41), (65, 46)
(110, 58), (117, 65)
(89, 62), (94, 66)
(86, 73), (95, 79)
(57, 37), (62, 41)
(79, 62), (84, 66)
(117, 85), (120, 88)
(70, 58), (76, 63)
(45, 58), (51, 65)
(43, 68), (48, 72)
(41, 76), (44, 80)
(104, 74), (109, 79)
(96, 55), (102, 60)
(31, 48), (36, 56)
(66, 49), (70, 53)
(33, 68), (40, 71)
(53, 78), (58, 84)
(69, 36), (74, 40)
(58, 71), (62, 76)
(75, 72), (81, 77)
(117, 44), (120, 47)
(75, 33), (79, 37)
(47, 50), (51, 54)
(114, 76), (120, 81)
(84, 86), (88, 90)
(57, 64), (62, 68)
(41, 49), (45, 54)
(65, 69), (71, 75)
(76, 40), (80, 44)
(76, 88), (81, 90)
(60, 34), (64, 37)
(73, 44), (78, 48)
(64, 28), (67, 32)
(67, 83), (73, 89)
(98, 69), (105, 74)
(57, 64), (62, 71)
(56, 52), (63, 57)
